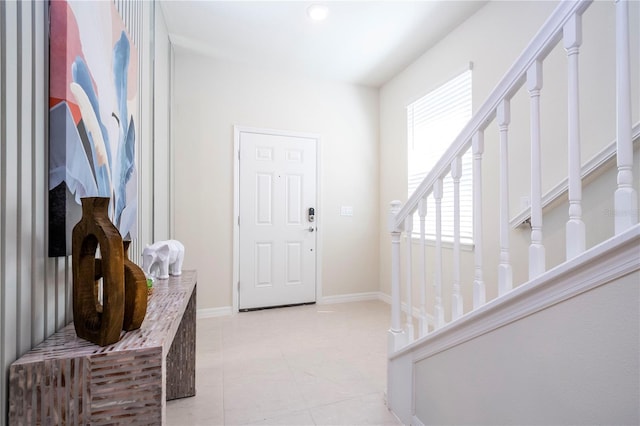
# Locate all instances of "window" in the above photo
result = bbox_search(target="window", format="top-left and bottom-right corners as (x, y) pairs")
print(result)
(407, 70), (472, 244)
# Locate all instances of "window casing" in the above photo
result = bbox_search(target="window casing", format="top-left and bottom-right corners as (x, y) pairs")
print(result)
(407, 70), (473, 244)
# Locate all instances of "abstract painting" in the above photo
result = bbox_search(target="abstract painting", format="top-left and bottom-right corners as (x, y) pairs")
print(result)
(49, 0), (138, 256)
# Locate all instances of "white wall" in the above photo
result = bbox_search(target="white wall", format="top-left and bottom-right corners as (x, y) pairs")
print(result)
(171, 51), (380, 311)
(1, 2), (170, 423)
(414, 270), (640, 425)
(135, 1), (173, 249)
(153, 5), (173, 242)
(379, 1), (640, 318)
(1, 4), (58, 423)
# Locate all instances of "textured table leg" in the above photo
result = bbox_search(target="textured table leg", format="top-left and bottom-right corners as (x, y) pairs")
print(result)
(89, 348), (163, 424)
(166, 285), (196, 400)
(9, 357), (89, 425)
(9, 349), (163, 425)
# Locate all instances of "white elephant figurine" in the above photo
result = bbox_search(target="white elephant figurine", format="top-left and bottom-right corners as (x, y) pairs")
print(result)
(142, 240), (184, 279)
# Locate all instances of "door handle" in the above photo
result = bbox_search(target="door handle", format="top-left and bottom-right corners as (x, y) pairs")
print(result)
(308, 227), (315, 232)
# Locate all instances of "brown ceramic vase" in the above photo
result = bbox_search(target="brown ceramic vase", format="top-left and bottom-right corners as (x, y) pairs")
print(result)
(72, 197), (124, 346)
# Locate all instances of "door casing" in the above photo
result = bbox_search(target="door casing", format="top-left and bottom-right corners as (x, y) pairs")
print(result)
(233, 125), (322, 313)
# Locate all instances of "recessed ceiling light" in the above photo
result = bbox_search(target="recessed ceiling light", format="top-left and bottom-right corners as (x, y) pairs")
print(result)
(307, 4), (329, 22)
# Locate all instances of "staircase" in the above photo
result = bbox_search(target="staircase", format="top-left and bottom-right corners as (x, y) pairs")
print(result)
(386, 1), (639, 424)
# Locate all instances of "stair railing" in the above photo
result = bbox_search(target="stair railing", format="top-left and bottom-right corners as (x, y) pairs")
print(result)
(387, 0), (638, 353)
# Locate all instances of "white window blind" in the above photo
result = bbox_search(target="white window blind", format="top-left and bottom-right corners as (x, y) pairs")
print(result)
(407, 70), (473, 244)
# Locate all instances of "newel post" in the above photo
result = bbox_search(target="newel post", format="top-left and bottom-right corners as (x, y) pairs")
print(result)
(451, 157), (463, 320)
(404, 215), (415, 344)
(433, 179), (445, 328)
(527, 60), (546, 279)
(418, 196), (429, 337)
(497, 100), (513, 295)
(564, 12), (586, 259)
(388, 200), (406, 352)
(614, 0), (638, 233)
(472, 132), (486, 308)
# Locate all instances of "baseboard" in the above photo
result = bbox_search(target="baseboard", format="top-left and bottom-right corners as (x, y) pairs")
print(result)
(412, 415), (426, 426)
(195, 291), (427, 317)
(196, 293), (390, 316)
(378, 292), (434, 325)
(378, 292), (392, 304)
(197, 306), (233, 319)
(319, 292), (382, 305)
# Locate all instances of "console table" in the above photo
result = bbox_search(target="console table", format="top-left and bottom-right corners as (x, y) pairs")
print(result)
(9, 270), (197, 425)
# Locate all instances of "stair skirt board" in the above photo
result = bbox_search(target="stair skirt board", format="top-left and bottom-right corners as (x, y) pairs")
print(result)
(387, 224), (640, 425)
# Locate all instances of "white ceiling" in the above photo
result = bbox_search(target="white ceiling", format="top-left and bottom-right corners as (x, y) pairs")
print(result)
(160, 1), (487, 88)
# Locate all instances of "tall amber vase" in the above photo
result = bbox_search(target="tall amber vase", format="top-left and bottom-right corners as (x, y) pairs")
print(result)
(72, 197), (124, 346)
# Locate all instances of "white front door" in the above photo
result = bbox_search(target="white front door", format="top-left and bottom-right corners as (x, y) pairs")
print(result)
(238, 129), (317, 310)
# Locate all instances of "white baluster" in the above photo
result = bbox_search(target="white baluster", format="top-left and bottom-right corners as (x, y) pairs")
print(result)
(615, 0), (638, 233)
(472, 132), (486, 308)
(404, 215), (415, 343)
(527, 61), (546, 279)
(434, 179), (445, 328)
(497, 100), (513, 295)
(564, 13), (586, 259)
(418, 197), (429, 337)
(451, 157), (463, 320)
(388, 200), (405, 351)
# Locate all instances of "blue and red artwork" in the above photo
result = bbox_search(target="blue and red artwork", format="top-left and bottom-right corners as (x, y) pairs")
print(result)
(49, 0), (138, 256)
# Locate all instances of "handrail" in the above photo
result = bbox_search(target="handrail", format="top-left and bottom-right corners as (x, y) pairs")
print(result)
(392, 0), (592, 231)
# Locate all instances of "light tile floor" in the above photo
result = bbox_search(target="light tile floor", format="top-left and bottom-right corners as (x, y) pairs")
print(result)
(167, 300), (401, 426)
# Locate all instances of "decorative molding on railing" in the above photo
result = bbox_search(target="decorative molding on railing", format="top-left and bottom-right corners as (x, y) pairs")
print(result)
(388, 224), (640, 363)
(511, 123), (640, 228)
(392, 0), (593, 231)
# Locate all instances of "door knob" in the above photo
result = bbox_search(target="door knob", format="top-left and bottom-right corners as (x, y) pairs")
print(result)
(308, 227), (315, 232)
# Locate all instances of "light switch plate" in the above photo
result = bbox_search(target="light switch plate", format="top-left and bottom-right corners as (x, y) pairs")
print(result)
(340, 206), (353, 216)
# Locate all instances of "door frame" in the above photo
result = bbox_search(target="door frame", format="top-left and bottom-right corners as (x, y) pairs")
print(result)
(232, 125), (322, 313)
